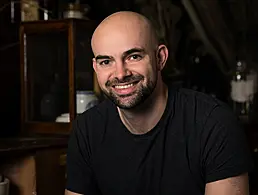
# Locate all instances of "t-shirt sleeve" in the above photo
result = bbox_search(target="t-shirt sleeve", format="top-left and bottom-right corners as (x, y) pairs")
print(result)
(202, 105), (254, 183)
(66, 116), (98, 194)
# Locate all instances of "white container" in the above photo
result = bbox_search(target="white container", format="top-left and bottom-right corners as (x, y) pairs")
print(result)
(0, 178), (9, 195)
(63, 3), (83, 19)
(76, 91), (98, 114)
(63, 10), (83, 19)
(55, 113), (70, 123)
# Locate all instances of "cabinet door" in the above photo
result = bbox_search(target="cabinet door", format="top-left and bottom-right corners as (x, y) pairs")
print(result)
(36, 148), (67, 195)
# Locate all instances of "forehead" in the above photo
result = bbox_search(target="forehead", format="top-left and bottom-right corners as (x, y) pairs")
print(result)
(92, 24), (151, 57)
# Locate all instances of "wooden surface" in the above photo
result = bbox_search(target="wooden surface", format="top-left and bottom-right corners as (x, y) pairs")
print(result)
(23, 122), (71, 135)
(0, 135), (68, 155)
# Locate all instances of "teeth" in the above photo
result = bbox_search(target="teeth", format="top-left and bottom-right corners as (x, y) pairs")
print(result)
(115, 83), (134, 89)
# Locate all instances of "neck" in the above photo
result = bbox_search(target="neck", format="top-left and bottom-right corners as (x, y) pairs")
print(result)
(118, 81), (168, 135)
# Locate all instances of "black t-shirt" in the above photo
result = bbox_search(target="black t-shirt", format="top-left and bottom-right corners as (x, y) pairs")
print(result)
(66, 87), (253, 195)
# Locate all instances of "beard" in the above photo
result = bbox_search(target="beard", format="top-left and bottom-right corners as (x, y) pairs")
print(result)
(103, 74), (157, 109)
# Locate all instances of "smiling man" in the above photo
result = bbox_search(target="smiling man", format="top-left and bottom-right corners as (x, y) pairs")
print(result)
(91, 12), (162, 113)
(65, 11), (253, 195)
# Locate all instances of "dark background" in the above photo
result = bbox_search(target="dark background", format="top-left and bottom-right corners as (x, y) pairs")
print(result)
(0, 0), (257, 135)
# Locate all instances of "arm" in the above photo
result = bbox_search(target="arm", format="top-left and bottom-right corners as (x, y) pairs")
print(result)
(65, 189), (83, 195)
(205, 173), (249, 195)
(201, 105), (253, 194)
(66, 115), (98, 194)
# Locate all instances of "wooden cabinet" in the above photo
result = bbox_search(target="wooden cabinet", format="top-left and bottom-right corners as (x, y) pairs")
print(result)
(36, 148), (67, 195)
(19, 19), (100, 134)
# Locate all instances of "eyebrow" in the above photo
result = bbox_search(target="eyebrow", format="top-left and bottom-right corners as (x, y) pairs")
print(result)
(94, 47), (146, 61)
(95, 55), (112, 61)
(123, 48), (146, 58)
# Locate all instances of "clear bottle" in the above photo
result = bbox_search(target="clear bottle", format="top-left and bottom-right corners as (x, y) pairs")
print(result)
(231, 58), (257, 123)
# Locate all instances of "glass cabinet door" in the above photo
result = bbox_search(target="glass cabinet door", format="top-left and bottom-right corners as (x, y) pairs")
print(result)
(24, 30), (69, 123)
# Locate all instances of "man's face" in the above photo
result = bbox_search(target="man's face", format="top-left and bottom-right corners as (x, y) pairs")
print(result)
(92, 24), (158, 109)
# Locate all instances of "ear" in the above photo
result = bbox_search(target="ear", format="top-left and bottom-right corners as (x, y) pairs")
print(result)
(92, 58), (97, 72)
(156, 44), (168, 71)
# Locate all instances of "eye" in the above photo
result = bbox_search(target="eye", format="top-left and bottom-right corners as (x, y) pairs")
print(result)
(99, 60), (110, 66)
(129, 54), (142, 61)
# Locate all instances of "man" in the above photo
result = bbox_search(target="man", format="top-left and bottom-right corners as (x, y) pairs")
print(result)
(65, 11), (253, 195)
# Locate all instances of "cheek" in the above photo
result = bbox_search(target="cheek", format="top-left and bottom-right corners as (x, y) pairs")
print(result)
(96, 70), (111, 86)
(131, 60), (154, 75)
(143, 61), (157, 78)
(141, 65), (157, 84)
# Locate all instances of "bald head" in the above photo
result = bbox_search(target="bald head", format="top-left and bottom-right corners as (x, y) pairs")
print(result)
(91, 11), (159, 56)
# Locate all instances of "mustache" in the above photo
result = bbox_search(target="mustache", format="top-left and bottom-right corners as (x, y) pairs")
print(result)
(106, 75), (144, 87)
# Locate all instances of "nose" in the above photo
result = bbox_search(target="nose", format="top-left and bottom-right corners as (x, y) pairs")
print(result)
(114, 62), (132, 80)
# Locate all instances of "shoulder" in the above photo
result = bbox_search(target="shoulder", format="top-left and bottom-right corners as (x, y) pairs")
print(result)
(71, 99), (116, 135)
(168, 86), (240, 134)
(76, 99), (114, 123)
(171, 87), (230, 118)
(172, 88), (243, 143)
(174, 87), (224, 107)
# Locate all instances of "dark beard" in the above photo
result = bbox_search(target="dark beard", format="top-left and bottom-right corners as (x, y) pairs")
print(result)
(103, 75), (156, 109)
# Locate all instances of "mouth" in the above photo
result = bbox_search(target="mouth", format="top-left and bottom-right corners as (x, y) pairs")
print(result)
(114, 83), (134, 89)
(112, 81), (139, 95)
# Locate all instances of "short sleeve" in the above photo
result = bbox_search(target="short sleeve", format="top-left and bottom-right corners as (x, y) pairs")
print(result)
(202, 105), (254, 183)
(66, 116), (99, 194)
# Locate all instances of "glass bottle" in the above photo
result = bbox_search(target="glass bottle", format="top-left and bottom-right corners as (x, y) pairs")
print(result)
(231, 58), (257, 123)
